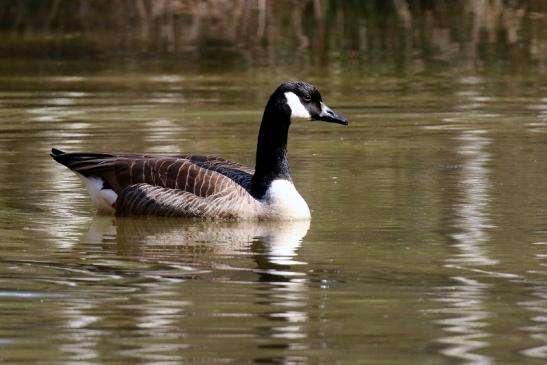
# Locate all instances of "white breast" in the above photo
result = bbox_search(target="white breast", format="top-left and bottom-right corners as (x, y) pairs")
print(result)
(262, 179), (311, 220)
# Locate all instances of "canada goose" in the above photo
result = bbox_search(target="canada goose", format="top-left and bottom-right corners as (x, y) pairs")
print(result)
(51, 81), (348, 220)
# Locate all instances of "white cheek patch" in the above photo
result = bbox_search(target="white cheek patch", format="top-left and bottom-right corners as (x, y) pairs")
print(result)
(284, 92), (311, 120)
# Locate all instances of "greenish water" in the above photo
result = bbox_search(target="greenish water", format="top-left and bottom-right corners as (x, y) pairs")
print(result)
(0, 62), (545, 364)
(1, 2), (547, 358)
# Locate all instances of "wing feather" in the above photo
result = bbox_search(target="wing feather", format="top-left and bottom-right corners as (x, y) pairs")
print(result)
(115, 183), (257, 219)
(51, 150), (258, 217)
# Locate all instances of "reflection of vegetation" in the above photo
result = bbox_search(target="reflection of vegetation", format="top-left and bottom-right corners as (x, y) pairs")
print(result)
(1, 0), (546, 70)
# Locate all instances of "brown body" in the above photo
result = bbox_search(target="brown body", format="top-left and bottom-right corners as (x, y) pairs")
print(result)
(51, 150), (263, 219)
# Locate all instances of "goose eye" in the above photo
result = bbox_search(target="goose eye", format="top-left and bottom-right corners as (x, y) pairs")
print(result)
(302, 96), (311, 103)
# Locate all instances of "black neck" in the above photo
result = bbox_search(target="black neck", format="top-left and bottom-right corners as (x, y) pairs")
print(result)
(251, 102), (292, 199)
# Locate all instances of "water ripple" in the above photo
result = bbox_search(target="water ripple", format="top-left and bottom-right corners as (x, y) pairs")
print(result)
(435, 83), (496, 364)
(518, 242), (547, 360)
(435, 277), (493, 365)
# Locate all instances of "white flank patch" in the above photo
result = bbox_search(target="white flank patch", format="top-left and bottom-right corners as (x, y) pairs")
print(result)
(263, 179), (311, 220)
(284, 92), (311, 120)
(78, 175), (118, 215)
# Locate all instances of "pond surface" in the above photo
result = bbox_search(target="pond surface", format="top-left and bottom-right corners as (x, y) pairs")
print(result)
(0, 59), (546, 365)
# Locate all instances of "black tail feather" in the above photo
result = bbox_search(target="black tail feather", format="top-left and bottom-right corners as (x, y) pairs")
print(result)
(50, 148), (114, 172)
(50, 148), (68, 166)
(51, 148), (65, 157)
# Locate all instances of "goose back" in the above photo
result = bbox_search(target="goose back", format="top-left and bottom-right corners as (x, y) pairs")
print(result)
(51, 150), (261, 218)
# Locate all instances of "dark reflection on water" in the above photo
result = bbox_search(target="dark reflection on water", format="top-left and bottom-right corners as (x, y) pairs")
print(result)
(2, 0), (547, 76)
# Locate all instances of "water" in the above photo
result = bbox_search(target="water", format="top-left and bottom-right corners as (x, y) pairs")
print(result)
(0, 64), (545, 364)
(1, 11), (547, 364)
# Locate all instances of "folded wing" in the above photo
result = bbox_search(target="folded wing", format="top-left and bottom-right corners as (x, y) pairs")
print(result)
(50, 149), (257, 217)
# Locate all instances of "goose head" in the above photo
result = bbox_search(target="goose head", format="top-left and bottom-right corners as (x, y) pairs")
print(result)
(252, 81), (347, 202)
(272, 81), (348, 125)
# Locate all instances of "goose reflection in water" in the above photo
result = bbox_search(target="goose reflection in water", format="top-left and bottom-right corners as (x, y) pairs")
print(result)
(84, 216), (310, 277)
(61, 218), (312, 363)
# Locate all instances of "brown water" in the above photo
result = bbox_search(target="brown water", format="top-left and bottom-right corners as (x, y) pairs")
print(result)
(0, 51), (547, 365)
